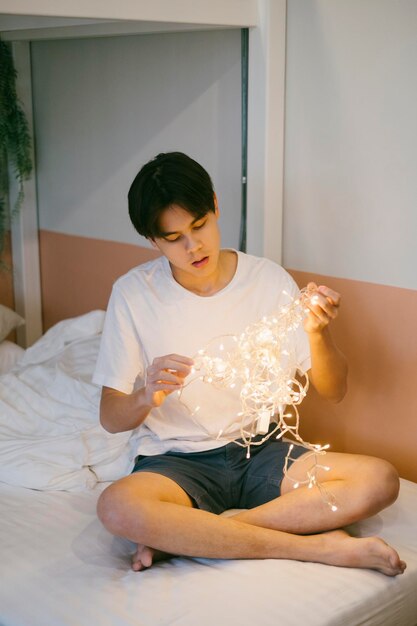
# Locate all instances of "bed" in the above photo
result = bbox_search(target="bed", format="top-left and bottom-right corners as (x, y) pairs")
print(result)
(1, 311), (417, 626)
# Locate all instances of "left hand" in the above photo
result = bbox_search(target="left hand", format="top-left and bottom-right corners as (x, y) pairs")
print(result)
(303, 282), (341, 334)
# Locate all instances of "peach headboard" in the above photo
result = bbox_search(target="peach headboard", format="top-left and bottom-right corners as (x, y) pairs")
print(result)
(39, 230), (160, 331)
(0, 234), (15, 312)
(15, 231), (417, 484)
(0, 234), (17, 342)
(289, 270), (417, 484)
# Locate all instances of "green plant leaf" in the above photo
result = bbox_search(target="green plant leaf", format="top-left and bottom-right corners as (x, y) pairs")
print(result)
(0, 38), (33, 258)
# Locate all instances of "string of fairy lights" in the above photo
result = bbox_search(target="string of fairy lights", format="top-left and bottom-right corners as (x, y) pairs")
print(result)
(178, 286), (338, 511)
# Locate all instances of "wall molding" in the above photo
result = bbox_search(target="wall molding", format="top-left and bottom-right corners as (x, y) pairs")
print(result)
(247, 0), (286, 263)
(10, 42), (43, 347)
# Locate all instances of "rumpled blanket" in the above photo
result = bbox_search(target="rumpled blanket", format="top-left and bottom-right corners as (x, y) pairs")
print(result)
(0, 310), (137, 490)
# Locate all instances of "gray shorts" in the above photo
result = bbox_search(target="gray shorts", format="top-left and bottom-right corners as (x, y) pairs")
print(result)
(132, 433), (307, 514)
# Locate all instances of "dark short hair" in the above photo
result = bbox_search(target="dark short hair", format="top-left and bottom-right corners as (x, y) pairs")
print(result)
(128, 152), (216, 239)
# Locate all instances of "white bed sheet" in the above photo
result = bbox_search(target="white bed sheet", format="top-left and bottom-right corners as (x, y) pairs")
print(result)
(0, 478), (416, 626)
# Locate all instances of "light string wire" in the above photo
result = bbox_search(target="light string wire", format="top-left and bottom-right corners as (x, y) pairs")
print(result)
(177, 286), (337, 511)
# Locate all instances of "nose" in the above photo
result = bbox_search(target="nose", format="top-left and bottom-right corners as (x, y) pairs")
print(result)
(185, 233), (202, 253)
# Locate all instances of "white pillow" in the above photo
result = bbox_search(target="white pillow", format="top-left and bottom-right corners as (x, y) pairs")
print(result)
(0, 304), (25, 342)
(0, 340), (25, 375)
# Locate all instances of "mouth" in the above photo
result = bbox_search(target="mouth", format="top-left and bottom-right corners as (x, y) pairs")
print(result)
(191, 256), (209, 268)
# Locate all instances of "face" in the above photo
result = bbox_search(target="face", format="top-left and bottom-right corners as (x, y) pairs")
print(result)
(150, 203), (221, 289)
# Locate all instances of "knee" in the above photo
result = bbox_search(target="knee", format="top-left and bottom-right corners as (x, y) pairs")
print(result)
(97, 482), (149, 538)
(379, 459), (400, 506)
(365, 458), (400, 512)
(96, 483), (125, 534)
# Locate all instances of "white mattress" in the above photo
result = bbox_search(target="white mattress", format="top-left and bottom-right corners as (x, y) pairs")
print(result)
(0, 478), (416, 626)
(1, 312), (416, 625)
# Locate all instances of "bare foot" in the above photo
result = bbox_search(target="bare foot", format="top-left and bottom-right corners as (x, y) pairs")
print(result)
(131, 544), (171, 571)
(315, 530), (406, 576)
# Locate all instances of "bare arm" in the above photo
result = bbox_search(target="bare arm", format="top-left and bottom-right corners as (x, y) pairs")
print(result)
(100, 353), (194, 433)
(304, 283), (348, 403)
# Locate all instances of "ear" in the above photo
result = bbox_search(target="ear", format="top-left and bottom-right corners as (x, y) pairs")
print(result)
(214, 194), (220, 218)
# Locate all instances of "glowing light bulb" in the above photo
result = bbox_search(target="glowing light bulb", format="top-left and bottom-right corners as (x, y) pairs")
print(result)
(177, 284), (336, 512)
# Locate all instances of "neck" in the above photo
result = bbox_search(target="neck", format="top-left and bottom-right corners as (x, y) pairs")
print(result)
(171, 249), (237, 296)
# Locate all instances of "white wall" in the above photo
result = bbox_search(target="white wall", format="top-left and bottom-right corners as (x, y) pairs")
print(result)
(31, 30), (242, 249)
(283, 0), (417, 290)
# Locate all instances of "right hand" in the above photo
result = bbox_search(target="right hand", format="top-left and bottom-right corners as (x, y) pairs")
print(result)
(143, 354), (194, 408)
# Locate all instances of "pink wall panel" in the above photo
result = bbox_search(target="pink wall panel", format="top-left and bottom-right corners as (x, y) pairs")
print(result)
(289, 269), (417, 483)
(0, 233), (14, 309)
(39, 230), (159, 331)
(36, 231), (417, 483)
(0, 233), (17, 342)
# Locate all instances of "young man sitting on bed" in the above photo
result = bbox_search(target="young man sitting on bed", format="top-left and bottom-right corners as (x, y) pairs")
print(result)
(93, 152), (405, 577)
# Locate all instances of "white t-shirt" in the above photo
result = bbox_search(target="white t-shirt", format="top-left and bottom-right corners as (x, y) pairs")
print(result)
(93, 251), (311, 455)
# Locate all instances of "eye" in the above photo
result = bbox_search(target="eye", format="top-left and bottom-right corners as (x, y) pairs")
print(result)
(193, 219), (207, 230)
(165, 235), (181, 243)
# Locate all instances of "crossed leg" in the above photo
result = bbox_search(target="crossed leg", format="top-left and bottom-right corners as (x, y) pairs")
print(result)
(232, 450), (400, 532)
(96, 450), (406, 576)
